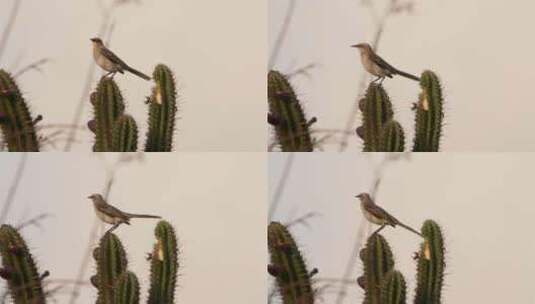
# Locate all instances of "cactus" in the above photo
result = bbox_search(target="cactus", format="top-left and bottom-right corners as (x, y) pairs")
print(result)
(358, 84), (394, 152)
(380, 271), (406, 304)
(413, 71), (444, 152)
(0, 70), (40, 151)
(379, 120), (405, 152)
(414, 220), (445, 304)
(90, 77), (126, 152)
(0, 224), (46, 303)
(145, 64), (178, 152)
(268, 222), (314, 304)
(114, 271), (140, 304)
(268, 70), (314, 152)
(360, 233), (395, 304)
(93, 233), (128, 304)
(111, 114), (138, 152)
(147, 220), (179, 304)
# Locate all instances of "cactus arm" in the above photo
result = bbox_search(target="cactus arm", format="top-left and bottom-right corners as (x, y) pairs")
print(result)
(147, 221), (179, 304)
(144, 64), (178, 152)
(414, 220), (445, 304)
(111, 114), (138, 152)
(379, 120), (405, 152)
(380, 270), (407, 304)
(360, 233), (395, 304)
(0, 70), (39, 151)
(0, 225), (46, 304)
(412, 71), (444, 152)
(114, 271), (140, 304)
(93, 233), (128, 304)
(90, 78), (125, 152)
(358, 83), (394, 152)
(268, 222), (314, 304)
(268, 70), (314, 152)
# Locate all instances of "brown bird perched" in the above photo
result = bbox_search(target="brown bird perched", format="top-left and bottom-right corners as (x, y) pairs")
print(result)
(90, 37), (151, 81)
(351, 43), (419, 83)
(355, 192), (422, 237)
(88, 193), (161, 233)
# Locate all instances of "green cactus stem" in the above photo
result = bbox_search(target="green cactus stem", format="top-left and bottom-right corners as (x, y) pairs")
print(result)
(0, 225), (46, 303)
(414, 220), (445, 304)
(114, 271), (140, 304)
(380, 270), (406, 304)
(145, 64), (178, 152)
(93, 233), (128, 304)
(268, 70), (314, 152)
(0, 70), (40, 151)
(360, 233), (395, 304)
(412, 71), (444, 152)
(379, 120), (405, 152)
(147, 221), (179, 304)
(358, 83), (394, 152)
(268, 222), (314, 304)
(90, 77), (125, 152)
(111, 114), (138, 152)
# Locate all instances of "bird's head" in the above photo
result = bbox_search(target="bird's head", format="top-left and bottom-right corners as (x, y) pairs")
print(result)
(90, 37), (103, 45)
(350, 43), (372, 53)
(354, 193), (370, 201)
(87, 193), (102, 201)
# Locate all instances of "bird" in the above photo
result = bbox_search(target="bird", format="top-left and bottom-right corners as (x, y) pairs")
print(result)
(90, 37), (151, 81)
(88, 193), (161, 233)
(351, 43), (419, 83)
(355, 192), (422, 237)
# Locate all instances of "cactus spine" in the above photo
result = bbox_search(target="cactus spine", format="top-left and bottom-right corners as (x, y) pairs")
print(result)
(93, 233), (128, 304)
(360, 233), (395, 304)
(268, 70), (314, 152)
(0, 70), (40, 151)
(358, 84), (394, 152)
(112, 114), (138, 152)
(90, 77), (126, 152)
(380, 271), (407, 304)
(413, 71), (444, 152)
(379, 120), (405, 152)
(145, 64), (178, 152)
(114, 271), (140, 304)
(0, 224), (46, 304)
(414, 220), (445, 304)
(148, 221), (179, 304)
(268, 222), (314, 304)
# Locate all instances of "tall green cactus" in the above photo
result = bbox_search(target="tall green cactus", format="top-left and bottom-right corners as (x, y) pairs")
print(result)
(145, 64), (178, 152)
(0, 224), (46, 304)
(93, 233), (128, 304)
(379, 120), (405, 152)
(0, 70), (40, 151)
(414, 220), (445, 304)
(268, 222), (314, 304)
(112, 114), (138, 152)
(380, 271), (406, 304)
(358, 84), (394, 152)
(413, 71), (444, 152)
(90, 77), (126, 152)
(148, 220), (179, 304)
(360, 233), (395, 304)
(268, 70), (314, 152)
(114, 271), (140, 304)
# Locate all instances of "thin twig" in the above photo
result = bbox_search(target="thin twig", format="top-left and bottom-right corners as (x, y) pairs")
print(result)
(268, 0), (297, 69)
(13, 58), (50, 78)
(16, 213), (50, 230)
(0, 0), (21, 62)
(268, 153), (295, 220)
(0, 153), (28, 224)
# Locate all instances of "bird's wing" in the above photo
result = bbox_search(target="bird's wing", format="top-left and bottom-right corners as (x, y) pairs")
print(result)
(367, 204), (398, 226)
(100, 46), (128, 68)
(370, 52), (397, 74)
(101, 203), (129, 221)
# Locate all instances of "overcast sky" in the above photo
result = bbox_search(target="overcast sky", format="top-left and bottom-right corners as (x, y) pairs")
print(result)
(269, 153), (535, 303)
(0, 153), (265, 303)
(269, 0), (535, 151)
(1, 0), (265, 151)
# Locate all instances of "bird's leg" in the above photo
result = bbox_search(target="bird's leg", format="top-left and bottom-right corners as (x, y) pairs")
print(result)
(371, 76), (381, 83)
(103, 71), (114, 78)
(373, 223), (387, 235)
(379, 77), (385, 84)
(106, 223), (121, 234)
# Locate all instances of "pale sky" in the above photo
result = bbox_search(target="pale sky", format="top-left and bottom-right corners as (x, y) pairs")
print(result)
(0, 153), (265, 303)
(1, 0), (266, 151)
(269, 0), (535, 151)
(269, 153), (535, 303)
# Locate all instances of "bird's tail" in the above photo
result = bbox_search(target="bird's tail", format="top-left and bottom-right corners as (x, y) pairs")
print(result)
(394, 69), (420, 81)
(124, 66), (151, 81)
(125, 213), (161, 219)
(397, 222), (423, 237)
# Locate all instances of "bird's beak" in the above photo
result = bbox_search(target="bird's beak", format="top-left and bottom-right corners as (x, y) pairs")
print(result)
(87, 195), (92, 199)
(350, 44), (360, 48)
(90, 38), (97, 42)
